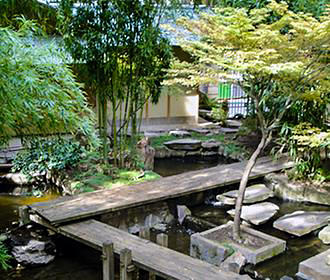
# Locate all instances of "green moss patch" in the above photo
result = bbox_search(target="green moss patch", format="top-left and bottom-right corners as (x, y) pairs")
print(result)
(72, 170), (160, 193)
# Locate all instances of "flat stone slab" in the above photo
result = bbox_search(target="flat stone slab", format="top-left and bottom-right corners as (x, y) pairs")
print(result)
(169, 130), (191, 137)
(227, 202), (279, 225)
(298, 249), (330, 280)
(217, 184), (274, 205)
(189, 128), (211, 135)
(201, 140), (221, 150)
(319, 226), (330, 244)
(274, 211), (330, 237)
(190, 222), (286, 265)
(164, 138), (202, 151)
(219, 127), (239, 134)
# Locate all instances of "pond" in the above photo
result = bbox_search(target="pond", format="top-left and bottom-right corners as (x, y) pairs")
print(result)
(191, 199), (330, 279)
(1, 158), (330, 280)
(154, 155), (226, 177)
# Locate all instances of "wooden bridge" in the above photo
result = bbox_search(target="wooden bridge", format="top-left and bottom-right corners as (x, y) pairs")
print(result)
(25, 156), (293, 280)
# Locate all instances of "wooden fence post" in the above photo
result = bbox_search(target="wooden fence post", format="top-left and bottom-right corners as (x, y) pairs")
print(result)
(156, 233), (168, 248)
(120, 248), (135, 280)
(19, 206), (30, 226)
(149, 233), (169, 280)
(102, 242), (115, 280)
(139, 227), (150, 240)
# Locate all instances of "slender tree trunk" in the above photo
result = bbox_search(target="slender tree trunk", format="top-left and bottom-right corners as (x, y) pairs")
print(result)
(233, 131), (271, 241)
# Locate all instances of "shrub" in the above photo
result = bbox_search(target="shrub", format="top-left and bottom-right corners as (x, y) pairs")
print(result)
(0, 241), (11, 271)
(279, 122), (330, 181)
(12, 137), (85, 190)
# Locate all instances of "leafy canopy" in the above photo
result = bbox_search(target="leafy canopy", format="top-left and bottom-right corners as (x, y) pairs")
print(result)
(166, 0), (330, 131)
(0, 20), (94, 146)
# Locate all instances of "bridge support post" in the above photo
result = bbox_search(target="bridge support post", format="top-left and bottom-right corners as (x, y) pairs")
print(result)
(102, 242), (115, 280)
(120, 248), (135, 280)
(19, 206), (30, 226)
(139, 227), (150, 240)
(148, 233), (169, 280)
(156, 233), (168, 248)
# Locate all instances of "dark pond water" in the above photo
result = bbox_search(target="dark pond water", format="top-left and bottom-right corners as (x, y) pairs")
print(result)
(154, 156), (225, 177)
(191, 198), (330, 280)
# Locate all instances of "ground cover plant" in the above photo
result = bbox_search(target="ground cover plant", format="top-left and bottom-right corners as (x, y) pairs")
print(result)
(0, 240), (11, 271)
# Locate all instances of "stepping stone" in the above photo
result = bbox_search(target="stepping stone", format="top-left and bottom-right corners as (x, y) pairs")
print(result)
(169, 130), (191, 137)
(217, 184), (274, 205)
(227, 202), (279, 225)
(274, 211), (330, 237)
(216, 195), (236, 206)
(189, 128), (211, 135)
(298, 249), (330, 280)
(201, 140), (221, 151)
(164, 139), (202, 151)
(318, 225), (330, 244)
(144, 131), (167, 138)
(219, 127), (239, 134)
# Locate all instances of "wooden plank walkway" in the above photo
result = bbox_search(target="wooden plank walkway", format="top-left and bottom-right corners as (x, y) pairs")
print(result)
(30, 156), (294, 225)
(59, 219), (251, 280)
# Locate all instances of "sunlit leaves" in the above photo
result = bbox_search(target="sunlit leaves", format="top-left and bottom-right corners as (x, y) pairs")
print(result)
(0, 20), (94, 146)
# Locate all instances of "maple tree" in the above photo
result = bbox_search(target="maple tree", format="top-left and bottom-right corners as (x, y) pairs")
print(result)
(166, 0), (330, 240)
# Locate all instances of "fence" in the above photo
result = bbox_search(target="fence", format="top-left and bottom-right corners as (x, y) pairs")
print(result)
(218, 83), (250, 118)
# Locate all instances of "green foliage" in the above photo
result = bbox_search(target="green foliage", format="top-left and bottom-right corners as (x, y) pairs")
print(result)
(281, 122), (330, 180)
(58, 0), (173, 162)
(282, 95), (330, 130)
(216, 0), (328, 18)
(210, 101), (228, 124)
(0, 241), (11, 271)
(12, 138), (84, 183)
(166, 0), (330, 139)
(0, 20), (95, 147)
(0, 0), (57, 33)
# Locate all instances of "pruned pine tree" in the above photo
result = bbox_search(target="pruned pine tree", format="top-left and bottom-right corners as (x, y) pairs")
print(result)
(165, 0), (330, 241)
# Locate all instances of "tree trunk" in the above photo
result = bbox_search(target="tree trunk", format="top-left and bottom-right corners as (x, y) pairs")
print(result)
(233, 132), (270, 241)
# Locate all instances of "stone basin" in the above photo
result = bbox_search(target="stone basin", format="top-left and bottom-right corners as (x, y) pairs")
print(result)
(190, 222), (286, 265)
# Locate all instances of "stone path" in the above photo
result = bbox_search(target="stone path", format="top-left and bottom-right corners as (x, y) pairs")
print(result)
(273, 211), (330, 236)
(216, 184), (274, 205)
(227, 202), (279, 225)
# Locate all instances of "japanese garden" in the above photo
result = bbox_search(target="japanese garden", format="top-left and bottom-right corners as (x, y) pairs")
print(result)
(0, 1), (329, 280)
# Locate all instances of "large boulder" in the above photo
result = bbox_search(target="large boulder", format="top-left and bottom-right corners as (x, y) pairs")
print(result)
(318, 225), (330, 244)
(217, 184), (274, 205)
(227, 202), (279, 225)
(164, 139), (202, 151)
(0, 172), (29, 186)
(220, 252), (247, 274)
(177, 205), (192, 225)
(12, 240), (56, 267)
(274, 211), (330, 236)
(265, 173), (330, 206)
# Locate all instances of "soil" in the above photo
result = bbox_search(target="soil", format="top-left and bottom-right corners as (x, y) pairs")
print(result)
(204, 226), (270, 250)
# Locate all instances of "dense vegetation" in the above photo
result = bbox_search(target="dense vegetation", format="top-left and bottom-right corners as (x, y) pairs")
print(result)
(58, 0), (172, 164)
(0, 20), (95, 147)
